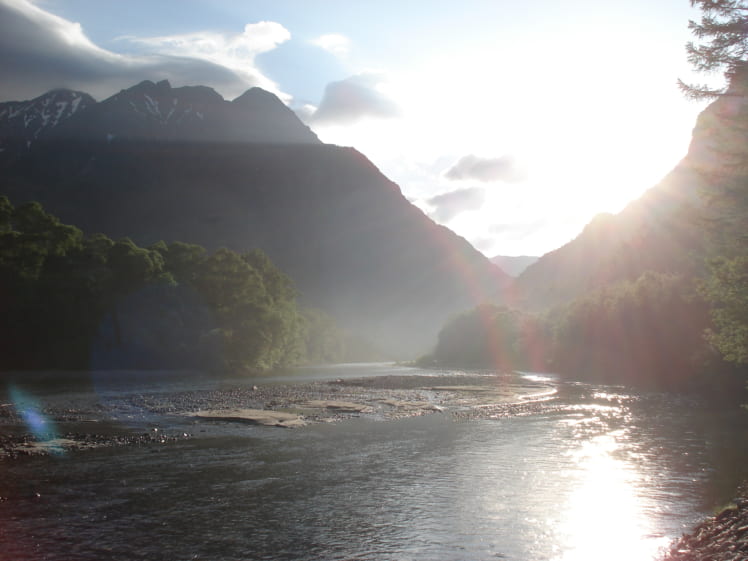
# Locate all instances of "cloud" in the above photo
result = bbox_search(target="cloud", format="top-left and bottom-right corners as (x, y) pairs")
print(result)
(310, 33), (350, 57)
(426, 187), (486, 223)
(309, 73), (399, 125)
(0, 0), (288, 101)
(122, 21), (291, 100)
(467, 236), (500, 254)
(294, 103), (318, 121)
(445, 154), (527, 183)
(488, 220), (551, 240)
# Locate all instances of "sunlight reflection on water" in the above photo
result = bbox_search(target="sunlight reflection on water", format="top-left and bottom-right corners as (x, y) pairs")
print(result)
(555, 431), (669, 560)
(549, 394), (676, 561)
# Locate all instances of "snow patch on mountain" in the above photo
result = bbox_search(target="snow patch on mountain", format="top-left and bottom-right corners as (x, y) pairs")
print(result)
(0, 89), (95, 147)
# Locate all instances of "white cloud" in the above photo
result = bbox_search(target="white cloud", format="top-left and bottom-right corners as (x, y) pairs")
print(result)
(120, 21), (292, 101)
(309, 73), (399, 125)
(445, 154), (527, 183)
(295, 103), (318, 121)
(310, 33), (351, 57)
(0, 0), (290, 102)
(426, 187), (486, 222)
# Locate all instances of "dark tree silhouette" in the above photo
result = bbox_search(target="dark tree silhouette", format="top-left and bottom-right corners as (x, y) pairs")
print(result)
(679, 0), (748, 99)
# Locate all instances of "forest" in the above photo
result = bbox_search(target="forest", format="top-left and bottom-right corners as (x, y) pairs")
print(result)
(0, 196), (353, 372)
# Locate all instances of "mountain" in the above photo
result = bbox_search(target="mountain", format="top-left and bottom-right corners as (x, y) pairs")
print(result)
(46, 80), (320, 145)
(0, 80), (510, 358)
(514, 78), (748, 312)
(0, 80), (317, 162)
(0, 89), (94, 153)
(515, 183), (703, 311)
(515, 141), (714, 311)
(490, 255), (538, 277)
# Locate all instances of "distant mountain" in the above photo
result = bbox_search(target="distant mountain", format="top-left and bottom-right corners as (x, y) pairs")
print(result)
(0, 89), (94, 153)
(490, 255), (538, 277)
(0, 80), (510, 358)
(48, 80), (320, 145)
(0, 80), (318, 160)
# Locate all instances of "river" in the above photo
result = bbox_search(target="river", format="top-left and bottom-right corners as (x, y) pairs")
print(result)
(1, 363), (747, 560)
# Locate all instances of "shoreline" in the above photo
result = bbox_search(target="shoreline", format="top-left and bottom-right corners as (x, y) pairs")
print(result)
(661, 485), (748, 560)
(0, 370), (555, 459)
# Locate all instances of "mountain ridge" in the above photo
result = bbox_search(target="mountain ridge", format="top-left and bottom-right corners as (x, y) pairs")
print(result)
(0, 80), (510, 358)
(513, 80), (748, 311)
(0, 80), (319, 159)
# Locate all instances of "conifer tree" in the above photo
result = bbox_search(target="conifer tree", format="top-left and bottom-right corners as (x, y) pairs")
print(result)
(679, 0), (748, 99)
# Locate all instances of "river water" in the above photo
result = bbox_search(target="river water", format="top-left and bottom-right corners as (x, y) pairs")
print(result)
(2, 364), (748, 561)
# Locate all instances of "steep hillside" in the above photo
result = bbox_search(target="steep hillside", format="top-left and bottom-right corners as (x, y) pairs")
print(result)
(0, 81), (510, 358)
(516, 75), (748, 312)
(515, 116), (724, 310)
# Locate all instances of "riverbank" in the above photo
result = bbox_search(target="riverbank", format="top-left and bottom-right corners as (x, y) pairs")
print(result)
(0, 370), (556, 459)
(661, 484), (748, 560)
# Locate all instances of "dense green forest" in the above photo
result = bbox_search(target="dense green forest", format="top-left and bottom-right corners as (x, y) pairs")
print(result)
(0, 196), (356, 372)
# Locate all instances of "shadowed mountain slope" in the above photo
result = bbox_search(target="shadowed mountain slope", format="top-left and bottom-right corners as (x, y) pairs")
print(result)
(0, 81), (510, 358)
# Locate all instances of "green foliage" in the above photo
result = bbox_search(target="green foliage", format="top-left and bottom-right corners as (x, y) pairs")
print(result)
(702, 256), (748, 363)
(0, 197), (346, 373)
(679, 0), (748, 99)
(424, 273), (724, 391)
(426, 304), (549, 372)
(156, 241), (206, 285)
(0, 197), (89, 367)
(551, 273), (715, 389)
(684, 16), (748, 368)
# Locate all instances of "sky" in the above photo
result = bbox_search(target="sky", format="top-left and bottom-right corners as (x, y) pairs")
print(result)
(0, 0), (713, 257)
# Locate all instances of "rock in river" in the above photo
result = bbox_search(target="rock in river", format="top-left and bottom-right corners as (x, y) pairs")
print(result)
(194, 409), (305, 428)
(300, 400), (374, 413)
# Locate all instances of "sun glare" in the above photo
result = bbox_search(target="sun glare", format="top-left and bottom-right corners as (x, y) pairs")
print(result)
(554, 432), (668, 561)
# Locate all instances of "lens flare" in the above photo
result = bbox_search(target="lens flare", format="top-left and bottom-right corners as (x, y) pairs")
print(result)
(9, 385), (62, 453)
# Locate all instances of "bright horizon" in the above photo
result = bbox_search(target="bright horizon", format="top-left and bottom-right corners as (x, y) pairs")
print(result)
(0, 0), (711, 257)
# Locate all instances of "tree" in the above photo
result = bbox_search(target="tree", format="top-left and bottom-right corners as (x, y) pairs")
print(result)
(681, 1), (748, 370)
(702, 256), (748, 363)
(425, 304), (549, 371)
(679, 0), (748, 99)
(550, 273), (715, 389)
(0, 198), (319, 372)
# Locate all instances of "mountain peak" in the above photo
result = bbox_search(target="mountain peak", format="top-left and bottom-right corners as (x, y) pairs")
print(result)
(0, 88), (94, 150)
(0, 79), (320, 146)
(226, 86), (319, 143)
(232, 87), (280, 105)
(125, 79), (171, 94)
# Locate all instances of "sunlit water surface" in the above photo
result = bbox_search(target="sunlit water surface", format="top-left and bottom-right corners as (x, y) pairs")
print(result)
(2, 364), (748, 561)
